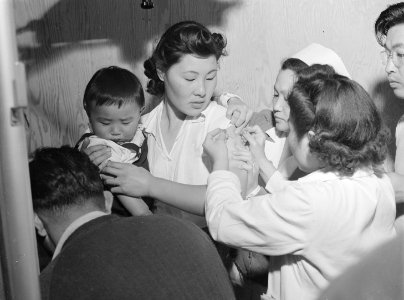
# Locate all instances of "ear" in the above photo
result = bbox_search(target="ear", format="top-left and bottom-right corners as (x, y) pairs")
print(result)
(34, 213), (47, 237)
(157, 68), (165, 82)
(103, 190), (113, 214)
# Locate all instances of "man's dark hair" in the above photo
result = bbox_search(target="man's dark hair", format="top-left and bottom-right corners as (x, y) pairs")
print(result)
(375, 2), (404, 45)
(29, 146), (105, 215)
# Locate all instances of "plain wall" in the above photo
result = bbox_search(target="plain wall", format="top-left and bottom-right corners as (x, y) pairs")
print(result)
(14, 0), (404, 169)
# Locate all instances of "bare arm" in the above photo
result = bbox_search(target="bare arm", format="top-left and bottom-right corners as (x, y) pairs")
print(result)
(387, 173), (404, 203)
(117, 195), (152, 216)
(389, 123), (404, 203)
(101, 162), (206, 216)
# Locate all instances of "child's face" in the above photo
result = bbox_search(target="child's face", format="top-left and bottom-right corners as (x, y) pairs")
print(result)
(88, 102), (141, 143)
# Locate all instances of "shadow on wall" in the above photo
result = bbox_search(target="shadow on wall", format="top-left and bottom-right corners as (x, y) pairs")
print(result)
(16, 0), (242, 149)
(16, 0), (241, 76)
(372, 79), (404, 163)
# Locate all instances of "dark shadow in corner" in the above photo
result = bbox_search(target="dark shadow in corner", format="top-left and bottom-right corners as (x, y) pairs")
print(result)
(16, 0), (242, 77)
(16, 0), (242, 145)
(372, 79), (404, 160)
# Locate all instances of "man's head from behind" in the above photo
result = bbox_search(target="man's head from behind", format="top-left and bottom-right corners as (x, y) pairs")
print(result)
(29, 146), (108, 221)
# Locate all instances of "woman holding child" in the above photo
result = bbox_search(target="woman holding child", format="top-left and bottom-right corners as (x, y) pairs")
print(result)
(86, 21), (251, 224)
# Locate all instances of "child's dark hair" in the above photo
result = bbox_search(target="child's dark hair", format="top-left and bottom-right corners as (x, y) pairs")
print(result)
(288, 64), (390, 175)
(29, 146), (106, 215)
(83, 66), (145, 116)
(144, 20), (227, 96)
(375, 2), (404, 46)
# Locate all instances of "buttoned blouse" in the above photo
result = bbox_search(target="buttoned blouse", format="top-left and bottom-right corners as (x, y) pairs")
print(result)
(142, 101), (230, 226)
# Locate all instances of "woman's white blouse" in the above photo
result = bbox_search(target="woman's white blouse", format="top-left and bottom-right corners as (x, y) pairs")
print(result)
(206, 168), (396, 300)
(142, 101), (230, 227)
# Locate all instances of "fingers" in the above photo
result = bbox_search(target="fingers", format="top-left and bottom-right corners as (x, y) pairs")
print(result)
(110, 186), (124, 194)
(238, 161), (253, 171)
(101, 175), (119, 186)
(206, 128), (227, 143)
(226, 105), (236, 120)
(81, 137), (90, 150)
(241, 130), (256, 145)
(83, 145), (111, 168)
(231, 110), (243, 127)
(231, 149), (253, 161)
(206, 128), (224, 139)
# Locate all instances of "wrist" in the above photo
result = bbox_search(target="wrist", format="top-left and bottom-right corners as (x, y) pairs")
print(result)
(212, 159), (229, 171)
(147, 174), (158, 198)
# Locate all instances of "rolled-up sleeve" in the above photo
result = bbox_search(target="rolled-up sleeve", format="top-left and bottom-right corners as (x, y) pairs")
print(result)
(206, 170), (312, 256)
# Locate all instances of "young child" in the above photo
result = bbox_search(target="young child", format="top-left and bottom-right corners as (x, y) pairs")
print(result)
(76, 66), (154, 216)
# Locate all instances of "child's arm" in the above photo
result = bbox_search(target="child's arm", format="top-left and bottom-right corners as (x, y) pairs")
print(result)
(117, 195), (152, 216)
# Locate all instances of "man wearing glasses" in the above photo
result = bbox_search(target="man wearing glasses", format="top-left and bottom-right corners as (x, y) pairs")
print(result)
(376, 2), (404, 231)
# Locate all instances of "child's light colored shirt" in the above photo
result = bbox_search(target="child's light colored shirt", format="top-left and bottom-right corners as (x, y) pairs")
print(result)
(76, 125), (146, 164)
(142, 101), (230, 227)
(206, 168), (396, 300)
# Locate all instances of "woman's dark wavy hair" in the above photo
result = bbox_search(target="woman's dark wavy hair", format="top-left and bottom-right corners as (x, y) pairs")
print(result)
(144, 20), (227, 96)
(83, 66), (144, 116)
(281, 57), (308, 73)
(375, 2), (404, 46)
(288, 64), (390, 176)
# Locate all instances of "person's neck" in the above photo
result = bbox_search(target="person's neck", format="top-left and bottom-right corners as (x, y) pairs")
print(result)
(162, 97), (187, 129)
(275, 128), (289, 138)
(43, 207), (104, 246)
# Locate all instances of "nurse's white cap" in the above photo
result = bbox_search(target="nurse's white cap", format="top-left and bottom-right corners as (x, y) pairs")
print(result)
(291, 43), (351, 79)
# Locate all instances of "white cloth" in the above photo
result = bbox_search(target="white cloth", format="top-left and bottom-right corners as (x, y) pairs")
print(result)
(264, 127), (287, 169)
(292, 43), (351, 78)
(77, 126), (146, 164)
(206, 169), (396, 300)
(142, 100), (230, 226)
(52, 211), (108, 260)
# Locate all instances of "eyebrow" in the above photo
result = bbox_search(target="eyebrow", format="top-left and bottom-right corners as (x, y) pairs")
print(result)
(183, 69), (218, 75)
(388, 43), (404, 50)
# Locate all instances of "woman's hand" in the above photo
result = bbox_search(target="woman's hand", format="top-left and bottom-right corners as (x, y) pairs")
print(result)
(231, 148), (259, 197)
(203, 128), (229, 171)
(101, 162), (153, 197)
(81, 137), (111, 170)
(241, 125), (267, 161)
(226, 97), (253, 133)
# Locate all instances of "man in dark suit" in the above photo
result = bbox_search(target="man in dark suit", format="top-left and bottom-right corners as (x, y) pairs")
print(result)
(30, 146), (235, 300)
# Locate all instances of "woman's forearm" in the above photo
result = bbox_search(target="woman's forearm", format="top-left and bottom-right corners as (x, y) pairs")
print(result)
(148, 176), (207, 215)
(388, 172), (404, 203)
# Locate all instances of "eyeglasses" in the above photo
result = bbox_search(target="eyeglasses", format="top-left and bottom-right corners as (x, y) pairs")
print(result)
(380, 49), (404, 68)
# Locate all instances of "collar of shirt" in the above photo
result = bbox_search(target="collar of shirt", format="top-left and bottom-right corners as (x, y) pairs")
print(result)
(142, 100), (211, 138)
(266, 127), (287, 143)
(84, 125), (145, 147)
(52, 211), (108, 260)
(298, 167), (375, 184)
